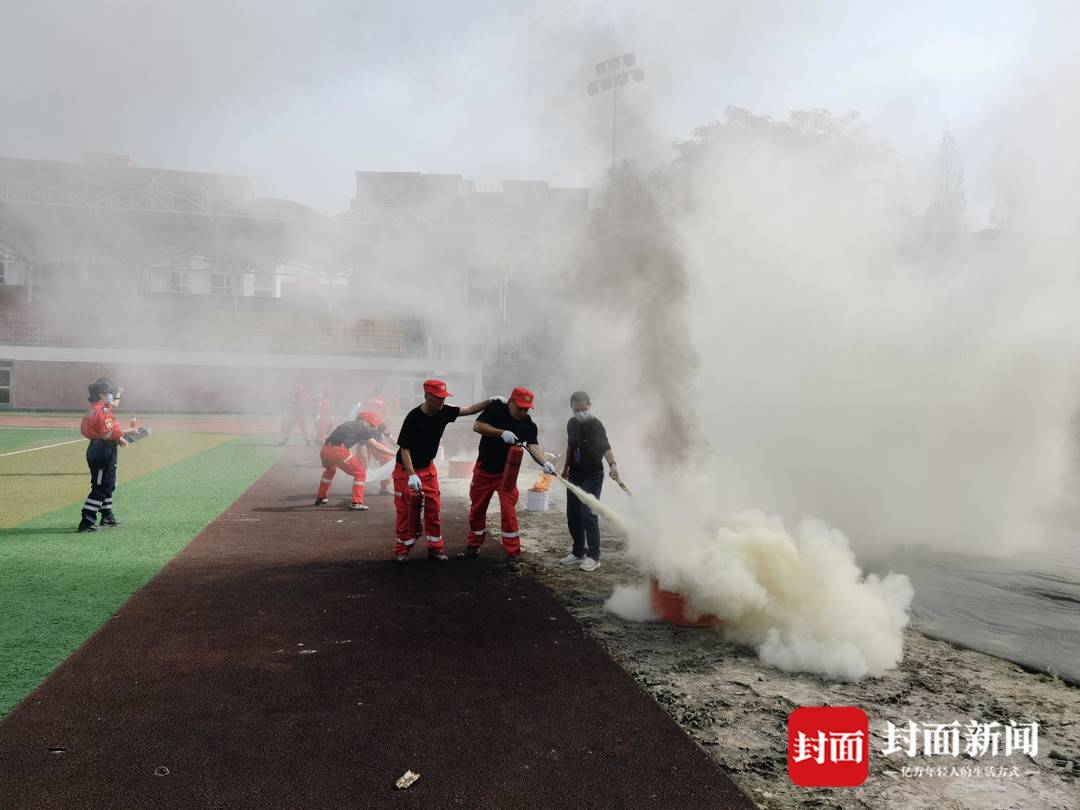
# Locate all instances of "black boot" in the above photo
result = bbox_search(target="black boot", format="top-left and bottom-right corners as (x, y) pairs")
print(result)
(99, 512), (122, 527)
(77, 518), (98, 533)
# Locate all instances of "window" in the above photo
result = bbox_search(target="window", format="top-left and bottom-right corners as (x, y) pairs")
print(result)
(252, 272), (275, 298)
(0, 363), (11, 406)
(211, 272), (232, 295)
(169, 270), (190, 293)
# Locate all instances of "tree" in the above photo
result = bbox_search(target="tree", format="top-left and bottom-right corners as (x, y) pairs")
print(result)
(925, 127), (967, 248)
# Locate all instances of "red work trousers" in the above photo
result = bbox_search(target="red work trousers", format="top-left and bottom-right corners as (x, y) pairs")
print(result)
(392, 462), (444, 555)
(317, 445), (366, 504)
(467, 465), (520, 556)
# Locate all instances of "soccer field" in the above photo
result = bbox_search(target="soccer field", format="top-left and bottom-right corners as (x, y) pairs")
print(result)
(0, 429), (283, 715)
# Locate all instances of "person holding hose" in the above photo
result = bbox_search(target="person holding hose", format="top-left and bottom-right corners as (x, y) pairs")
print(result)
(459, 387), (556, 570)
(314, 412), (395, 511)
(559, 390), (621, 571)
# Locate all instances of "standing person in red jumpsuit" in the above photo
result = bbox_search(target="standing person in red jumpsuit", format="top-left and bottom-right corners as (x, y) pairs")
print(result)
(314, 387), (334, 444)
(314, 414), (396, 511)
(279, 384), (312, 446)
(391, 380), (491, 563)
(77, 378), (140, 533)
(458, 387), (555, 570)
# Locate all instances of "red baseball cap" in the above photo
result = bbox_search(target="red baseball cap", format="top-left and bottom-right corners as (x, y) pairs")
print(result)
(510, 387), (535, 409)
(423, 379), (452, 399)
(357, 411), (381, 426)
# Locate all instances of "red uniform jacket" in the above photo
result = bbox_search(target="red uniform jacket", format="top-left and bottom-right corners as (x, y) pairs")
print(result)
(81, 402), (124, 442)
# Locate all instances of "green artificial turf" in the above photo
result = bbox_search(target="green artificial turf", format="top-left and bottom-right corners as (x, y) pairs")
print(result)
(0, 427), (81, 454)
(0, 435), (282, 717)
(0, 431), (234, 530)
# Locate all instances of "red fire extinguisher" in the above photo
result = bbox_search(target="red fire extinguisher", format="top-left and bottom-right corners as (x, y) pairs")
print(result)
(407, 489), (423, 538)
(501, 445), (523, 490)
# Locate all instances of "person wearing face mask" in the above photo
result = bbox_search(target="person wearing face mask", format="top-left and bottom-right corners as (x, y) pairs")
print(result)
(77, 378), (140, 533)
(559, 390), (620, 571)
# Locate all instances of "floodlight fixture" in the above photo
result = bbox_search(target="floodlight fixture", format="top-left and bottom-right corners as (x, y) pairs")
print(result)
(585, 52), (646, 172)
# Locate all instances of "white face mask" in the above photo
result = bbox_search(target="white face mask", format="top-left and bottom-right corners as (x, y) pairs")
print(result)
(104, 393), (114, 405)
(573, 410), (592, 422)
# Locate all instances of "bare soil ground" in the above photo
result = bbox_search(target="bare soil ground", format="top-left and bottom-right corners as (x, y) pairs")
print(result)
(444, 477), (1080, 810)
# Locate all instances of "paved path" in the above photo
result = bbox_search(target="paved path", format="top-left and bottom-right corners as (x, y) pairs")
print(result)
(0, 447), (753, 808)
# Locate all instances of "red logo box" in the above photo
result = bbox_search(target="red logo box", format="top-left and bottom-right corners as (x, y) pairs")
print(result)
(788, 706), (869, 787)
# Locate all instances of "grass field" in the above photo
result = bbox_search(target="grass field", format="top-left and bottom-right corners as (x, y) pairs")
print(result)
(0, 430), (283, 716)
(0, 427), (82, 454)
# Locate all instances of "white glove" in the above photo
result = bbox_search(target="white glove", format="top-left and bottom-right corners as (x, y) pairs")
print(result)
(542, 461), (556, 475)
(490, 395), (506, 403)
(408, 474), (422, 491)
(501, 430), (518, 445)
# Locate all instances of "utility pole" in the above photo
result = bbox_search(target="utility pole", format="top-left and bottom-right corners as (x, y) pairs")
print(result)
(587, 53), (645, 174)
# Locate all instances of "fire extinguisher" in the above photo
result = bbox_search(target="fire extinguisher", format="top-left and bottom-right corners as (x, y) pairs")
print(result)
(501, 444), (523, 490)
(407, 489), (423, 538)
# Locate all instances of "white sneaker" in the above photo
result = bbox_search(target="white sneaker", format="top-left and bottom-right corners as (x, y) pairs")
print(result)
(580, 557), (601, 572)
(560, 554), (585, 566)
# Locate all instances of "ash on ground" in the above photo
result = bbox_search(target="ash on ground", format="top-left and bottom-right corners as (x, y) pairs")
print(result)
(443, 479), (1080, 810)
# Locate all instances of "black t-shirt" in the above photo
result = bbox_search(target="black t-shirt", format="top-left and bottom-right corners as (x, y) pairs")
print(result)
(566, 415), (610, 475)
(325, 420), (380, 448)
(395, 404), (460, 469)
(475, 401), (539, 474)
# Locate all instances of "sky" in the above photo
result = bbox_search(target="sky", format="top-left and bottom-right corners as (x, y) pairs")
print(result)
(0, 1), (1041, 215)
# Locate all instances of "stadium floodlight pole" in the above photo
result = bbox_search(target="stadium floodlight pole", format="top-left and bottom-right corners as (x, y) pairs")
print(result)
(586, 53), (646, 174)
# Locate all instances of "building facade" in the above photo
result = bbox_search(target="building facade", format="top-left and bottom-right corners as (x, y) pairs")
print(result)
(0, 154), (588, 418)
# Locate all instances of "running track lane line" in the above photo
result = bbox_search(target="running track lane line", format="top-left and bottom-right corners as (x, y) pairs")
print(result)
(0, 439), (84, 457)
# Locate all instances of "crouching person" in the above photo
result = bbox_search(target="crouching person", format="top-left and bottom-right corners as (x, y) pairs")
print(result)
(315, 413), (395, 510)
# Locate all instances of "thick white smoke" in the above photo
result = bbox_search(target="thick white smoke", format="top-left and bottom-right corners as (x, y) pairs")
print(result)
(607, 506), (913, 681)
(675, 111), (1080, 556)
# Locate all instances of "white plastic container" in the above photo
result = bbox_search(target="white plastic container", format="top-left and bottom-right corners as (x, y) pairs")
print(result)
(525, 490), (549, 511)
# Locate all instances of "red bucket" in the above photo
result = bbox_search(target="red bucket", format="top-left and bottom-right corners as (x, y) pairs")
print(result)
(649, 577), (723, 627)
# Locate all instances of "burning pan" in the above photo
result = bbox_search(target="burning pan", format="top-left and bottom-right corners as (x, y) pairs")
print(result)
(649, 578), (724, 627)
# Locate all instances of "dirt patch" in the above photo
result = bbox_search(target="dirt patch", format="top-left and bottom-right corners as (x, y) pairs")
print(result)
(468, 479), (1080, 810)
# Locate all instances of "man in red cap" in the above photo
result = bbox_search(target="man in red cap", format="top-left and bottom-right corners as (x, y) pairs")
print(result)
(314, 411), (395, 510)
(459, 386), (555, 570)
(392, 380), (492, 563)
